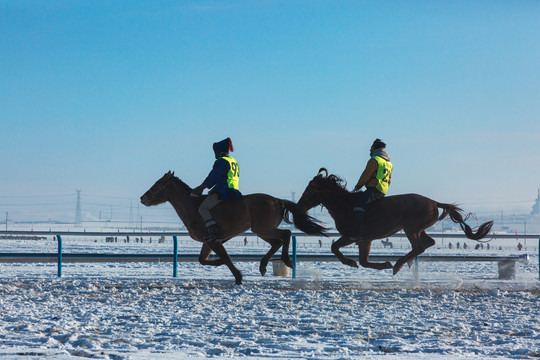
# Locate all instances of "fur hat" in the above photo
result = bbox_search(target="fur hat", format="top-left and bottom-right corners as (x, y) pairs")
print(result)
(371, 138), (386, 150)
(213, 138), (234, 158)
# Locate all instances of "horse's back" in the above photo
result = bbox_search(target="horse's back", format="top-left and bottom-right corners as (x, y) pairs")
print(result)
(380, 193), (434, 203)
(364, 193), (439, 237)
(212, 193), (283, 228)
(371, 193), (437, 212)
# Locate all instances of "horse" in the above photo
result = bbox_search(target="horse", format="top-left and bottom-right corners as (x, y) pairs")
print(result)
(140, 171), (326, 285)
(381, 238), (393, 249)
(297, 168), (494, 275)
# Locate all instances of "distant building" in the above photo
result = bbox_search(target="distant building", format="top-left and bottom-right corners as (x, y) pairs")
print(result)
(532, 189), (540, 216)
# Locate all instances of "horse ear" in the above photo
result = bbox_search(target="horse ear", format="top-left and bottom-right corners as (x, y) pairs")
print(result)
(318, 168), (328, 177)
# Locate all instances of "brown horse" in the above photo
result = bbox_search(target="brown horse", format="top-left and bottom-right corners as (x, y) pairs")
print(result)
(140, 171), (326, 285)
(297, 168), (494, 275)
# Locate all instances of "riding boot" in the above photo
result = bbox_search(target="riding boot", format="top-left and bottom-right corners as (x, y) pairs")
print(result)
(203, 221), (222, 243)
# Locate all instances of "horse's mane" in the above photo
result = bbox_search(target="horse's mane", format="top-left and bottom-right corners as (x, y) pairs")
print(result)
(171, 176), (193, 193)
(317, 174), (351, 197)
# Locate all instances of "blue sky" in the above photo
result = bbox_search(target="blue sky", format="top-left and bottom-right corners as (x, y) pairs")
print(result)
(1, 1), (539, 223)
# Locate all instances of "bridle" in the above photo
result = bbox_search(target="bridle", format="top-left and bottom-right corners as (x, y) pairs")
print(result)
(147, 177), (171, 200)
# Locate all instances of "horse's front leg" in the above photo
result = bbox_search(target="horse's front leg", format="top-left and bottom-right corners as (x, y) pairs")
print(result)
(205, 240), (243, 285)
(198, 243), (225, 266)
(331, 236), (358, 268)
(357, 240), (393, 270)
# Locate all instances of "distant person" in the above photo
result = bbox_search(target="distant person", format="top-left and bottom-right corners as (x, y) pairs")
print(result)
(456, 242), (460, 249)
(191, 138), (242, 243)
(448, 242), (452, 249)
(319, 239), (322, 248)
(244, 237), (248, 246)
(517, 242), (523, 251)
(463, 243), (468, 250)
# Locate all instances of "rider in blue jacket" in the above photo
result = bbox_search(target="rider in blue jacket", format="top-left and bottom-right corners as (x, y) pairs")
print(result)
(191, 138), (242, 242)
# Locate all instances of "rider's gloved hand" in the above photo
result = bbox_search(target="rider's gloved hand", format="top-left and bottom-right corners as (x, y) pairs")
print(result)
(191, 184), (205, 197)
(352, 184), (361, 192)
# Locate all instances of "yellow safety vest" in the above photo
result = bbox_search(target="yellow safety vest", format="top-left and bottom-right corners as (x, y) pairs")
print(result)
(221, 156), (240, 190)
(372, 156), (392, 195)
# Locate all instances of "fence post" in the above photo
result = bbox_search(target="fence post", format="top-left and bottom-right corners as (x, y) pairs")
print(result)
(173, 236), (178, 278)
(57, 235), (62, 277)
(292, 236), (297, 279)
(413, 256), (419, 282)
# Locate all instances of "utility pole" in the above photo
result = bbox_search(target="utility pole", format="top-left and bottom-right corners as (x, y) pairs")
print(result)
(524, 221), (527, 247)
(129, 202), (134, 227)
(136, 204), (141, 230)
(5, 212), (7, 231)
(75, 190), (82, 226)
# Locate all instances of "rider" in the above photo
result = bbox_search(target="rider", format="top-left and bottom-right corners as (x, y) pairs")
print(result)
(352, 139), (392, 233)
(191, 138), (242, 242)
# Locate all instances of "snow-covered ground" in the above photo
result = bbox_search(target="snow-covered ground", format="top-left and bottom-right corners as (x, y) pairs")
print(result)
(0, 231), (539, 360)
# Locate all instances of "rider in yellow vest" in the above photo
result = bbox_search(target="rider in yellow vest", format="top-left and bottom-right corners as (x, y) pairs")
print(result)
(191, 138), (242, 242)
(352, 139), (392, 235)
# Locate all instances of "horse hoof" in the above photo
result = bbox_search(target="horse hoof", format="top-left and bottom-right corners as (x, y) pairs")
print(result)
(260, 266), (267, 277)
(234, 273), (243, 285)
(283, 258), (294, 269)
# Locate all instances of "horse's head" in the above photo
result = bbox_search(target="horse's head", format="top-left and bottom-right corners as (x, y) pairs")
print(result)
(297, 168), (329, 211)
(140, 170), (175, 206)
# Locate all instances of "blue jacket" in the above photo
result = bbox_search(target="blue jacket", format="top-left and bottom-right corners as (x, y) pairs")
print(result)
(203, 158), (242, 200)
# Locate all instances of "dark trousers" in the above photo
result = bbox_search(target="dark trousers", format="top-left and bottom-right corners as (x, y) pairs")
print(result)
(353, 187), (385, 236)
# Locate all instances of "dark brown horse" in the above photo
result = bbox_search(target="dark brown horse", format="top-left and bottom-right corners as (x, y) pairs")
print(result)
(140, 171), (326, 285)
(298, 168), (494, 275)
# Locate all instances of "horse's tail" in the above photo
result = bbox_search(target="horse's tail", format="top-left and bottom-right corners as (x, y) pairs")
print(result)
(437, 202), (494, 241)
(280, 200), (327, 236)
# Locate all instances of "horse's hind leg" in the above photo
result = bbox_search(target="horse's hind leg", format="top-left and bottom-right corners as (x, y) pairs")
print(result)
(357, 240), (393, 270)
(256, 228), (292, 276)
(331, 236), (358, 268)
(258, 237), (282, 276)
(393, 230), (435, 275)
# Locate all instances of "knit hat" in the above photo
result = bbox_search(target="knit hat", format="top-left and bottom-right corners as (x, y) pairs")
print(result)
(213, 138), (234, 158)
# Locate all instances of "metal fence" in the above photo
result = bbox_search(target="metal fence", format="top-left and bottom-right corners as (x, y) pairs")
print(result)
(0, 231), (538, 280)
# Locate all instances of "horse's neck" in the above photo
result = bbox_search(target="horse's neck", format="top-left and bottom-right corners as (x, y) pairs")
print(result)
(167, 182), (200, 229)
(322, 193), (352, 219)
